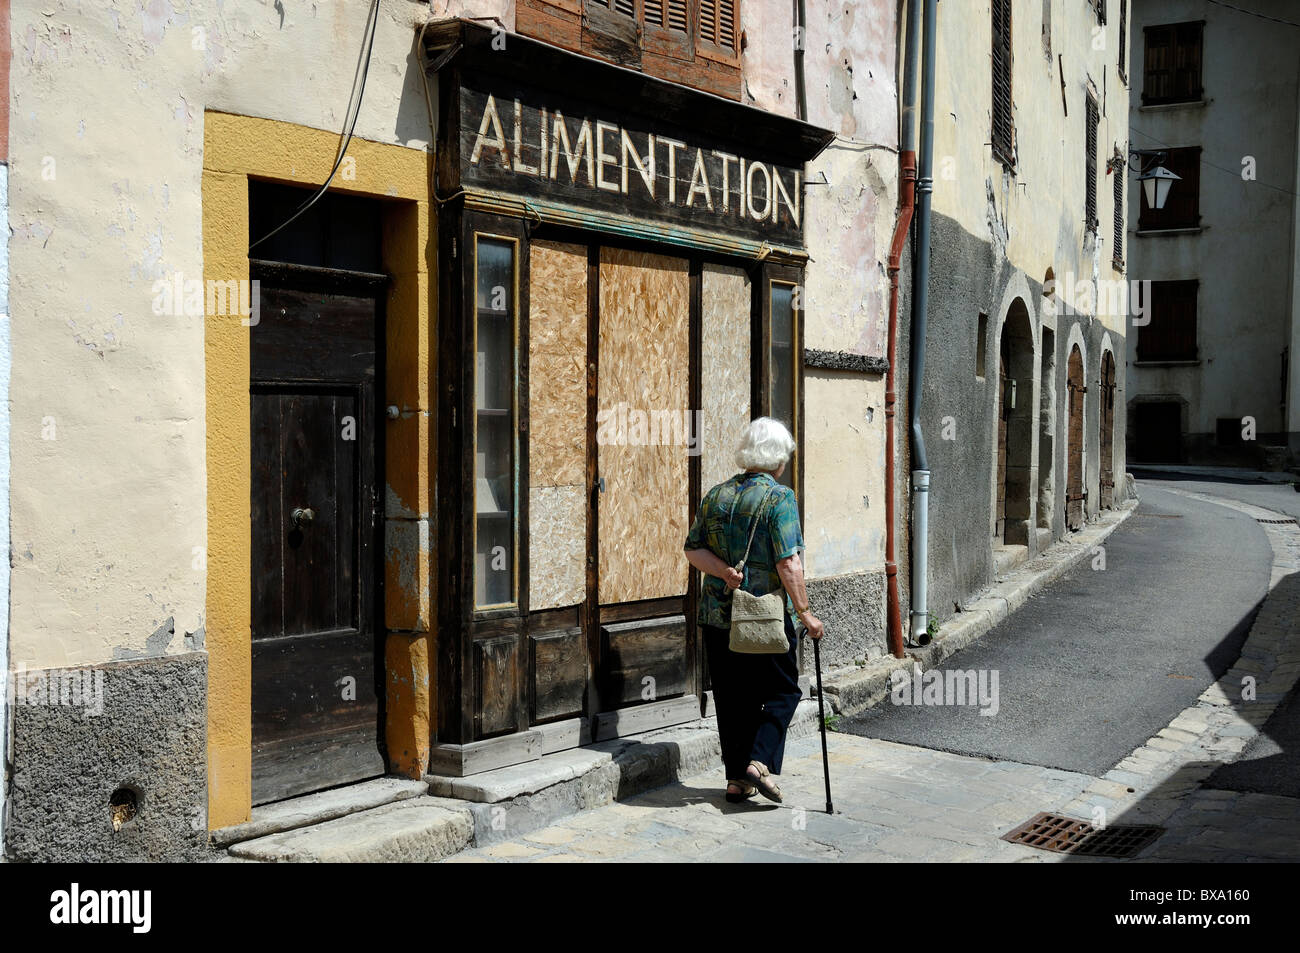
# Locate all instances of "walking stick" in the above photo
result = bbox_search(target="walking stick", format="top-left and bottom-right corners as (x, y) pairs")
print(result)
(812, 636), (833, 814)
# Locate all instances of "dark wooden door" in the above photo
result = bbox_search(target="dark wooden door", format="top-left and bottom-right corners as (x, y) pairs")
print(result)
(1066, 346), (1086, 531)
(250, 280), (384, 804)
(995, 335), (1010, 540)
(1099, 352), (1116, 508)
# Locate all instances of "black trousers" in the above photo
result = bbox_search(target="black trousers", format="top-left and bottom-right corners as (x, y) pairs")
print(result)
(702, 615), (802, 780)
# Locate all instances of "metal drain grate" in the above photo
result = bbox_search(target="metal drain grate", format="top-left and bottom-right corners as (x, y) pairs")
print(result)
(1255, 518), (1298, 525)
(1001, 812), (1163, 858)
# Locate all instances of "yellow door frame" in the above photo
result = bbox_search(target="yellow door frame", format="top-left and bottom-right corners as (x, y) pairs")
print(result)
(202, 111), (435, 829)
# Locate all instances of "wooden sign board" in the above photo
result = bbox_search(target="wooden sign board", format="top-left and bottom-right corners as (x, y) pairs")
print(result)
(457, 74), (806, 247)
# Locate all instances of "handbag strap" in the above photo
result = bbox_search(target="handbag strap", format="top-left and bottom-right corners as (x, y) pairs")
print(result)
(734, 483), (776, 572)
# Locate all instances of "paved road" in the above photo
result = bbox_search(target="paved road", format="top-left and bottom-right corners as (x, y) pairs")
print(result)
(1132, 469), (1300, 520)
(842, 484), (1273, 776)
(1137, 474), (1300, 800)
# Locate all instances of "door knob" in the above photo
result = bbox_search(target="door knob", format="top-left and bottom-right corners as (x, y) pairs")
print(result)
(291, 507), (315, 528)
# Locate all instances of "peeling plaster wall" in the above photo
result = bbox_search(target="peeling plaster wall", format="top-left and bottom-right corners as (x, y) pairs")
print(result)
(7, 0), (445, 669)
(932, 0), (1130, 339)
(0, 159), (10, 855)
(7, 0), (894, 671)
(743, 0), (899, 582)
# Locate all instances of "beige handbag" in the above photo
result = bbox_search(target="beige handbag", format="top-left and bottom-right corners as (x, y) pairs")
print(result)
(728, 485), (791, 654)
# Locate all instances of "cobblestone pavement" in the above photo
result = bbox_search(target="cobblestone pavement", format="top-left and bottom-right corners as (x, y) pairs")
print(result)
(444, 484), (1300, 864)
(440, 727), (1300, 862)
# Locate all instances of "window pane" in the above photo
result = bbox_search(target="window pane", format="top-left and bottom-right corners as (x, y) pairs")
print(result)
(770, 283), (796, 489)
(475, 237), (516, 608)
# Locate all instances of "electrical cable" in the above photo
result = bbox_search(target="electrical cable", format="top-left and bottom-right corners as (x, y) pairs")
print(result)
(248, 0), (382, 251)
(1204, 0), (1300, 29)
(1130, 125), (1300, 199)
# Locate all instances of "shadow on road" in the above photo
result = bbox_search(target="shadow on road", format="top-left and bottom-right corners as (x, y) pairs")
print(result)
(1063, 571), (1300, 862)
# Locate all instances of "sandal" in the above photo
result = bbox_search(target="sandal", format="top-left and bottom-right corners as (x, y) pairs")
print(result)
(725, 780), (757, 803)
(745, 760), (783, 803)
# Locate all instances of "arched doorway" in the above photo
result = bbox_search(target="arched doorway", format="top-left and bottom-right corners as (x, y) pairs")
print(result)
(1066, 344), (1086, 530)
(995, 301), (1035, 545)
(1099, 351), (1116, 508)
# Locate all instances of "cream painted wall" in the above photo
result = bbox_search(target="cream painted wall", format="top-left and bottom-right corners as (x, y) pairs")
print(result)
(932, 0), (1132, 333)
(7, 0), (442, 668)
(744, 0), (899, 579)
(801, 372), (887, 579)
(7, 0), (894, 666)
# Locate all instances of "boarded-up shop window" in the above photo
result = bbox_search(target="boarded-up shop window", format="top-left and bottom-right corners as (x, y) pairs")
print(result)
(1143, 22), (1203, 105)
(1137, 280), (1198, 362)
(992, 0), (1015, 169)
(1138, 146), (1200, 231)
(1085, 92), (1099, 232)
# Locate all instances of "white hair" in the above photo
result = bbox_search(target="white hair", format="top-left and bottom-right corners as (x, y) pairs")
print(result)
(735, 417), (796, 471)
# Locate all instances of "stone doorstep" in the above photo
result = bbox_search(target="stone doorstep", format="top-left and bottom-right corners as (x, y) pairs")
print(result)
(209, 776), (432, 848)
(217, 700), (824, 862)
(429, 698), (823, 805)
(225, 799), (475, 863)
(822, 502), (1136, 719)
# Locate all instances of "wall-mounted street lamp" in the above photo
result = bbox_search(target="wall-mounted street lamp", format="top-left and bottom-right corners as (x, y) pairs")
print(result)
(1111, 148), (1181, 210)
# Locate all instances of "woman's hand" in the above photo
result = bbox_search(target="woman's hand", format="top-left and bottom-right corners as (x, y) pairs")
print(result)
(722, 567), (743, 590)
(798, 609), (825, 640)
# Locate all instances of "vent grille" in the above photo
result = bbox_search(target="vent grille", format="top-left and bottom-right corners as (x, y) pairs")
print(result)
(1002, 812), (1163, 858)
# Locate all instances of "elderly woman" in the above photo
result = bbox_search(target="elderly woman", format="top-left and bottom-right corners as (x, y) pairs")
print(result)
(684, 416), (824, 804)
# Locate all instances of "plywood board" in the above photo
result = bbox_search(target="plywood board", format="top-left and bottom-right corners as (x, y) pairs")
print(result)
(700, 264), (751, 493)
(528, 484), (587, 610)
(528, 240), (588, 610)
(597, 247), (691, 604)
(528, 240), (588, 489)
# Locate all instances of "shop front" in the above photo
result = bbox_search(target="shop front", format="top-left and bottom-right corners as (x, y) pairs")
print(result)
(425, 20), (833, 776)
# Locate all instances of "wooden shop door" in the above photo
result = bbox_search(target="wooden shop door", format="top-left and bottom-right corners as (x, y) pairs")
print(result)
(995, 334), (1011, 540)
(249, 277), (385, 804)
(592, 246), (695, 726)
(1066, 344), (1086, 531)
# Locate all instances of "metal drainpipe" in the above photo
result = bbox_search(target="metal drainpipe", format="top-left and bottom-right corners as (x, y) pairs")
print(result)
(794, 0), (808, 121)
(909, 0), (938, 645)
(883, 0), (922, 659)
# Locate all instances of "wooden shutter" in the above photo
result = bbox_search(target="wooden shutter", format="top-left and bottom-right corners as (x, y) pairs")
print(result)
(1085, 93), (1099, 231)
(1118, 0), (1128, 78)
(644, 0), (692, 59)
(699, 0), (739, 60)
(645, 0), (688, 32)
(1138, 146), (1200, 230)
(588, 0), (636, 16)
(1112, 156), (1124, 265)
(1144, 21), (1202, 104)
(991, 0), (1014, 166)
(1138, 280), (1198, 362)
